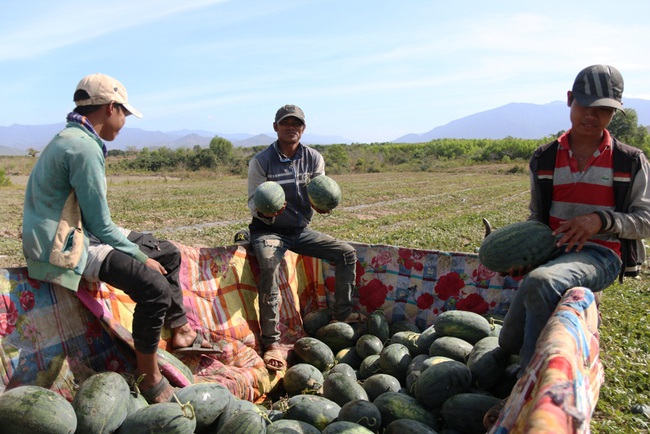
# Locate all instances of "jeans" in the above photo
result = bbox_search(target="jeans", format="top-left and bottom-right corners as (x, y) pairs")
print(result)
(98, 232), (187, 354)
(499, 244), (621, 373)
(250, 227), (357, 349)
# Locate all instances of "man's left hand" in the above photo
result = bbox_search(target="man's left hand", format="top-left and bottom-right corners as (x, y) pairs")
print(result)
(553, 213), (602, 252)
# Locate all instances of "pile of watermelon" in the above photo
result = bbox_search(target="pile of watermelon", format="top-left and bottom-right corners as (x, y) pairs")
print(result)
(0, 309), (517, 434)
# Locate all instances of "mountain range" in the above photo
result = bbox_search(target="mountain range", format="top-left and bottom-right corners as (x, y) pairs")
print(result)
(1, 98), (649, 156)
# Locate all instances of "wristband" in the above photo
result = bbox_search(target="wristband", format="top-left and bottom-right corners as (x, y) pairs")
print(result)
(594, 211), (607, 232)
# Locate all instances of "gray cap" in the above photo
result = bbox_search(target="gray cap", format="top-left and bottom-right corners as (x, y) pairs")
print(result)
(275, 104), (305, 124)
(572, 65), (624, 111)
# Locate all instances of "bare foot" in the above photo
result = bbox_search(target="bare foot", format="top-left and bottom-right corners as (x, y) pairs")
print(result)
(172, 323), (214, 350)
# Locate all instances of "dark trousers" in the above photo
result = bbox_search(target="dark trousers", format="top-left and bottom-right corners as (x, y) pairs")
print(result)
(98, 232), (187, 354)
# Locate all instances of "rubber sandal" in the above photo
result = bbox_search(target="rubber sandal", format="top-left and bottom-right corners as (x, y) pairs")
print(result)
(263, 348), (287, 372)
(140, 376), (175, 404)
(173, 333), (221, 355)
(483, 397), (508, 431)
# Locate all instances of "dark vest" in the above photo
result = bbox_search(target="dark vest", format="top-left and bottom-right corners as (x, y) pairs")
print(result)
(530, 138), (642, 281)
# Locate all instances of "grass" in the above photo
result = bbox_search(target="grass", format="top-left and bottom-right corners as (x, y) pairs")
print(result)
(0, 159), (648, 432)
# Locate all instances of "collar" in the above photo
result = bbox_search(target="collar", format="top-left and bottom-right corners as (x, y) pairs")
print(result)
(558, 129), (612, 155)
(66, 112), (107, 157)
(273, 141), (302, 162)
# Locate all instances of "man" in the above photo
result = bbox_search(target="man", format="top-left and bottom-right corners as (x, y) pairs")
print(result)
(247, 104), (362, 371)
(484, 65), (650, 428)
(22, 73), (217, 404)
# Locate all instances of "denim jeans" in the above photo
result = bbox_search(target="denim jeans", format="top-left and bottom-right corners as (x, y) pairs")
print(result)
(98, 232), (187, 354)
(499, 244), (621, 373)
(250, 227), (357, 349)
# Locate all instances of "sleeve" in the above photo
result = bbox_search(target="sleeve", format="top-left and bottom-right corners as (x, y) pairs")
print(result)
(604, 155), (650, 239)
(527, 169), (541, 222)
(68, 143), (148, 263)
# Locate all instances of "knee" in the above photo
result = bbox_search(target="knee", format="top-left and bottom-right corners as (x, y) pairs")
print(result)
(342, 248), (357, 265)
(521, 271), (562, 310)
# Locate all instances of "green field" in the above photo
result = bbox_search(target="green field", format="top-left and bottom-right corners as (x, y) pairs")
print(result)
(0, 161), (648, 432)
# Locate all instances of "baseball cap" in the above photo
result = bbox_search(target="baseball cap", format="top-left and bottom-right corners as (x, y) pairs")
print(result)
(275, 104), (305, 124)
(571, 65), (624, 111)
(74, 73), (143, 118)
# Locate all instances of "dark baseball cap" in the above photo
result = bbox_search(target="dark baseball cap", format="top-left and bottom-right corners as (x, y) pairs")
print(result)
(275, 104), (305, 124)
(572, 65), (624, 111)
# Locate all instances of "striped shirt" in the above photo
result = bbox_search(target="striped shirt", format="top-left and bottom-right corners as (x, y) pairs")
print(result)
(547, 130), (621, 256)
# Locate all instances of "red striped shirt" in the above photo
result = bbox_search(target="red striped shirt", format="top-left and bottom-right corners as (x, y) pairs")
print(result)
(550, 130), (621, 256)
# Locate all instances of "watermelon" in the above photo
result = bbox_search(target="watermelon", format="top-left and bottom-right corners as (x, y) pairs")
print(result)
(321, 421), (374, 433)
(302, 308), (333, 336)
(338, 399), (382, 432)
(322, 372), (368, 406)
(116, 402), (196, 434)
(355, 334), (384, 360)
(328, 362), (357, 379)
(72, 371), (131, 434)
(173, 382), (234, 432)
(335, 346), (363, 370)
(282, 394), (341, 431)
(357, 354), (381, 380)
(373, 392), (439, 430)
(307, 175), (341, 212)
(478, 220), (556, 273)
(384, 419), (438, 434)
(266, 419), (321, 434)
(367, 310), (390, 343)
(441, 393), (503, 434)
(217, 410), (267, 434)
(413, 357), (472, 409)
(361, 373), (401, 401)
(434, 310), (492, 344)
(315, 322), (359, 354)
(283, 363), (325, 396)
(378, 343), (412, 383)
(254, 181), (285, 215)
(428, 335), (474, 363)
(465, 336), (508, 390)
(292, 337), (336, 372)
(0, 385), (77, 434)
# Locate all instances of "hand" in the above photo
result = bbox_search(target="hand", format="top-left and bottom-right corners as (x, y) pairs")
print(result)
(312, 205), (330, 215)
(553, 213), (602, 252)
(145, 258), (167, 275)
(499, 264), (532, 278)
(260, 202), (287, 218)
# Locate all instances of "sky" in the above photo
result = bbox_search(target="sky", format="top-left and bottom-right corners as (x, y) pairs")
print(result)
(2, 0), (650, 144)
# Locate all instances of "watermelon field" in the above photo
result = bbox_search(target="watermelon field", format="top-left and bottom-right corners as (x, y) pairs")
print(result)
(0, 158), (648, 432)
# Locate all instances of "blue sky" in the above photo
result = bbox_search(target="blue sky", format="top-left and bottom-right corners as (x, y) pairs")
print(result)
(2, 0), (650, 143)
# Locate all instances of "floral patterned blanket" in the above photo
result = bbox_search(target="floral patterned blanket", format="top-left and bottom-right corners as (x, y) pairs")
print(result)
(0, 241), (602, 430)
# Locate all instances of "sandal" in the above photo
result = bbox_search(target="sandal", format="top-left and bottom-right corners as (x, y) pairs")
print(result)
(330, 311), (367, 324)
(174, 333), (221, 355)
(140, 376), (175, 404)
(483, 397), (508, 431)
(263, 348), (287, 372)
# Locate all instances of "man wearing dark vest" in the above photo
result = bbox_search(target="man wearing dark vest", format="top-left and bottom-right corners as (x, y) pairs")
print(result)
(499, 64), (650, 374)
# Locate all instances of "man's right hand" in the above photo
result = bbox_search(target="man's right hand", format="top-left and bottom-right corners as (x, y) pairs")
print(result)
(260, 202), (287, 218)
(145, 258), (167, 275)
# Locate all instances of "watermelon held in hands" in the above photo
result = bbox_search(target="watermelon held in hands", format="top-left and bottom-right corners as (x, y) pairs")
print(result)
(307, 175), (341, 212)
(478, 220), (557, 273)
(254, 181), (285, 215)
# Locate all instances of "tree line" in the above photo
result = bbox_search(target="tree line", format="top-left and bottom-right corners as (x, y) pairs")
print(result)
(105, 108), (650, 175)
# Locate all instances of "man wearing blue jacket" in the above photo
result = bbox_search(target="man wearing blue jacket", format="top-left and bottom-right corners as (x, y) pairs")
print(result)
(22, 73), (217, 403)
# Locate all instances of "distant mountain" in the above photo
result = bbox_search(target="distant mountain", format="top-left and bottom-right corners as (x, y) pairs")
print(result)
(2, 98), (649, 155)
(394, 98), (650, 143)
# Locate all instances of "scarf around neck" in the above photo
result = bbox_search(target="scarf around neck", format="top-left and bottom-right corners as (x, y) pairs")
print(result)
(66, 112), (107, 157)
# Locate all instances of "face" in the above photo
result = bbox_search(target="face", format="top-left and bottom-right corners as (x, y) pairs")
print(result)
(567, 91), (616, 139)
(99, 102), (129, 142)
(273, 117), (305, 146)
